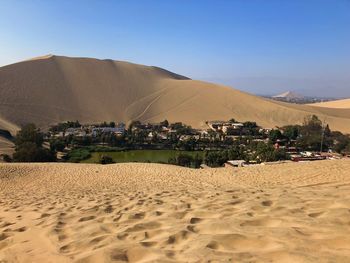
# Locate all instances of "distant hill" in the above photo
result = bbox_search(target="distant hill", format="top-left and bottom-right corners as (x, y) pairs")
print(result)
(310, 98), (350, 109)
(1, 55), (350, 140)
(273, 91), (304, 100)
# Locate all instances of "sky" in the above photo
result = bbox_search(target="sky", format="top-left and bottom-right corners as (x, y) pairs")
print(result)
(0, 0), (349, 97)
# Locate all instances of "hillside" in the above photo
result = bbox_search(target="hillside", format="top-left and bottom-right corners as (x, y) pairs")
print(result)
(1, 55), (350, 137)
(310, 98), (350, 109)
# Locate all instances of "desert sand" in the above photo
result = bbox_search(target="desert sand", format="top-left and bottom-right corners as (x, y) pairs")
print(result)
(1, 160), (350, 262)
(0, 137), (13, 156)
(310, 99), (350, 109)
(1, 55), (350, 136)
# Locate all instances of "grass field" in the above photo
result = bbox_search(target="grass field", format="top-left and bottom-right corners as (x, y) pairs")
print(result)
(82, 150), (204, 164)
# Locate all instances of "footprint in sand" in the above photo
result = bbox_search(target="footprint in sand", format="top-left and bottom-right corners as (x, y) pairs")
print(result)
(104, 205), (114, 213)
(128, 212), (145, 220)
(59, 244), (73, 253)
(40, 213), (50, 219)
(140, 241), (157, 247)
(110, 250), (128, 262)
(89, 235), (108, 245)
(308, 211), (324, 218)
(166, 230), (191, 246)
(230, 199), (245, 205)
(190, 217), (202, 224)
(78, 216), (96, 222)
(0, 222), (14, 228)
(261, 200), (273, 207)
(117, 232), (129, 240)
(206, 240), (220, 250)
(15, 226), (27, 232)
(0, 232), (10, 241)
(187, 225), (199, 233)
(58, 234), (68, 241)
(154, 211), (163, 216)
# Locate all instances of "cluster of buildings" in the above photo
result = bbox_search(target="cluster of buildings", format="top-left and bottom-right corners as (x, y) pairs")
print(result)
(131, 122), (203, 141)
(51, 123), (126, 138)
(49, 119), (264, 142)
(207, 121), (244, 134)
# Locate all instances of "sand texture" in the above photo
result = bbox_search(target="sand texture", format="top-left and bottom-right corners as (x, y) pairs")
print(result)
(310, 99), (350, 109)
(1, 55), (350, 136)
(1, 160), (350, 262)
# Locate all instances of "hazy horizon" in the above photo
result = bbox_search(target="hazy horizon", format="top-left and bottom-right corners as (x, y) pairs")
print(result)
(1, 0), (349, 97)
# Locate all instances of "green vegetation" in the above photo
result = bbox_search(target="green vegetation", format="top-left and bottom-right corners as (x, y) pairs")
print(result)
(12, 124), (56, 162)
(49, 121), (81, 132)
(8, 115), (350, 166)
(99, 155), (114, 164)
(297, 115), (331, 151)
(331, 131), (350, 153)
(203, 141), (288, 167)
(168, 153), (203, 168)
(49, 138), (66, 152)
(82, 150), (204, 166)
(64, 148), (91, 163)
(275, 115), (350, 154)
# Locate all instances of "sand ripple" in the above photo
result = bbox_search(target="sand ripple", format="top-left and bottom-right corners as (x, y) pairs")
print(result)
(1, 160), (350, 262)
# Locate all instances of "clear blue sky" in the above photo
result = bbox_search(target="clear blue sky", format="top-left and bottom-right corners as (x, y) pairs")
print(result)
(1, 0), (349, 97)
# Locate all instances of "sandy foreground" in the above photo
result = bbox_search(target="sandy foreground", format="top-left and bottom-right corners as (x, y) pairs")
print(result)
(0, 160), (350, 263)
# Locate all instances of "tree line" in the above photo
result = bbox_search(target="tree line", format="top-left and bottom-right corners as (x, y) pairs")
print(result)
(2, 115), (350, 166)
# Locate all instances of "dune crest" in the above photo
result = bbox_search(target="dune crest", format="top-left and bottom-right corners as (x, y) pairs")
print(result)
(25, 54), (55, 61)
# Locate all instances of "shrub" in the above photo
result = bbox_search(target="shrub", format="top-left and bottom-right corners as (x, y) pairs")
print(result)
(176, 153), (193, 167)
(12, 124), (56, 162)
(13, 142), (55, 162)
(204, 151), (228, 167)
(65, 148), (91, 162)
(50, 139), (66, 152)
(15, 124), (44, 148)
(1, 154), (12, 162)
(99, 155), (114, 164)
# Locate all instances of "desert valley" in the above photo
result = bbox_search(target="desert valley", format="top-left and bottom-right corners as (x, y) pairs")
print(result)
(1, 55), (350, 262)
(1, 1), (350, 262)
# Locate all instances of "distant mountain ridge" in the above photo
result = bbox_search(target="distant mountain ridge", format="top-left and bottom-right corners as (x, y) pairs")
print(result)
(273, 91), (304, 99)
(1, 55), (350, 140)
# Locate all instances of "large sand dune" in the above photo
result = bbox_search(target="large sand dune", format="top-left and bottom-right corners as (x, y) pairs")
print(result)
(0, 137), (13, 156)
(1, 55), (350, 136)
(310, 99), (350, 109)
(1, 160), (350, 262)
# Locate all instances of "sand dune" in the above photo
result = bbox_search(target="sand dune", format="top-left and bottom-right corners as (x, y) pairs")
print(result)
(310, 98), (350, 109)
(1, 160), (350, 262)
(0, 137), (13, 156)
(1, 55), (350, 136)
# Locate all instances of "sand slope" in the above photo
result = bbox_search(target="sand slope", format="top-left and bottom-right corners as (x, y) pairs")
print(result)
(0, 137), (14, 156)
(310, 98), (350, 109)
(1, 55), (350, 135)
(1, 160), (350, 262)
